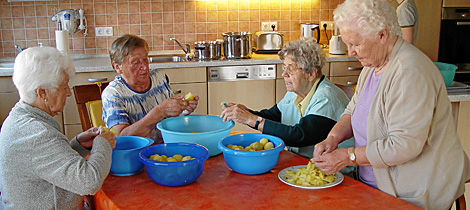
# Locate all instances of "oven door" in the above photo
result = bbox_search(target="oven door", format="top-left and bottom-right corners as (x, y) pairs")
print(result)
(438, 8), (470, 70)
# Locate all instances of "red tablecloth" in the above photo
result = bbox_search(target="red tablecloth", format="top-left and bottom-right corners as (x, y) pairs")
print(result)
(93, 151), (421, 210)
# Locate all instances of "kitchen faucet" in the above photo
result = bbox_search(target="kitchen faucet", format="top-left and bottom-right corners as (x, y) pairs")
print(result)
(14, 45), (25, 53)
(169, 38), (190, 54)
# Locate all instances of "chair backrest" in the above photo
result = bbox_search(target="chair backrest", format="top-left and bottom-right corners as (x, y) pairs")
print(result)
(73, 82), (109, 131)
(335, 83), (354, 99)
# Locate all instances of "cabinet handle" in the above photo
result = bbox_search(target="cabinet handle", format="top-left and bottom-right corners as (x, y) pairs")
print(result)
(348, 66), (363, 71)
(347, 81), (357, 85)
(173, 89), (182, 94)
(88, 78), (107, 83)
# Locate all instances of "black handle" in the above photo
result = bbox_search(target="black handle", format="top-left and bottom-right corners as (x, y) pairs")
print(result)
(312, 27), (321, 43)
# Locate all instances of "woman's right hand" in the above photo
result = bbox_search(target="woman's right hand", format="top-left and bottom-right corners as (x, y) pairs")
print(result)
(313, 136), (339, 158)
(98, 131), (116, 149)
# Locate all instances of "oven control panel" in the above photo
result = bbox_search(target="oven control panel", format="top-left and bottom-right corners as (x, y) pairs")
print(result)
(208, 65), (276, 81)
(442, 7), (470, 20)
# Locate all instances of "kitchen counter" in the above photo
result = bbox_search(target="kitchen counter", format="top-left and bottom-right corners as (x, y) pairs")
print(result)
(92, 150), (421, 210)
(0, 50), (357, 77)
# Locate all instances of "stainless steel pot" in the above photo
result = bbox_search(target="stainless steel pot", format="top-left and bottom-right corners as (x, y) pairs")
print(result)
(194, 41), (222, 60)
(222, 32), (252, 59)
(208, 41), (222, 60)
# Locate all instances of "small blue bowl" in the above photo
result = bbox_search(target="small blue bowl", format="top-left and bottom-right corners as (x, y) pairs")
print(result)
(157, 115), (234, 156)
(111, 136), (154, 176)
(434, 62), (458, 87)
(218, 134), (285, 175)
(139, 143), (209, 187)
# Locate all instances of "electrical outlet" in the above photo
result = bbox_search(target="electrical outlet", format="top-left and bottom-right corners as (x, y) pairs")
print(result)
(96, 27), (113, 37)
(320, 21), (335, 31)
(261, 22), (278, 32)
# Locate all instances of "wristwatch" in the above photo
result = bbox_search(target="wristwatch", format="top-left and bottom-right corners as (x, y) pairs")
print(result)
(349, 147), (357, 166)
(254, 116), (263, 130)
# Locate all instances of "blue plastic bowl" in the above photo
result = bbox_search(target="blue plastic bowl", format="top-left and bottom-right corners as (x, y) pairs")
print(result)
(110, 136), (154, 176)
(157, 115), (235, 156)
(434, 62), (458, 87)
(218, 134), (285, 175)
(139, 143), (209, 187)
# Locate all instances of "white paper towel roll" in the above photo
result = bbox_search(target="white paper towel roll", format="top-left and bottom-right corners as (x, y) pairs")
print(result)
(55, 30), (69, 54)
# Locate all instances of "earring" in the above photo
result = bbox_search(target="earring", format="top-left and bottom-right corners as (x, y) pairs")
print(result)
(44, 99), (47, 102)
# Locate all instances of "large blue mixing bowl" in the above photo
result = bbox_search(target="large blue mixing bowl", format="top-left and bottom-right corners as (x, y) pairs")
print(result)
(157, 115), (235, 156)
(110, 136), (154, 176)
(139, 143), (209, 186)
(218, 134), (285, 175)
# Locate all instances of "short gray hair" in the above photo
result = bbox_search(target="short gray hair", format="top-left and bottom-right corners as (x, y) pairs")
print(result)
(13, 46), (75, 104)
(278, 37), (325, 75)
(109, 34), (149, 67)
(334, 0), (400, 38)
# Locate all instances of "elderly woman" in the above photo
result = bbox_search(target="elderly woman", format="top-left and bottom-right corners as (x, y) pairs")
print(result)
(102, 34), (198, 141)
(0, 47), (116, 209)
(312, 0), (470, 209)
(221, 38), (353, 161)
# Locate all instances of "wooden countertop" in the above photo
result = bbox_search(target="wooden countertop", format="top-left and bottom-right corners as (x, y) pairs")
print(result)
(92, 150), (421, 210)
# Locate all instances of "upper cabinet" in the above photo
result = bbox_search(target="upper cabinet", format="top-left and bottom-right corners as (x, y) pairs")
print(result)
(443, 0), (470, 7)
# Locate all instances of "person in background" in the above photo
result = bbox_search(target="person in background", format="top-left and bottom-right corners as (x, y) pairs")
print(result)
(0, 47), (115, 209)
(312, 0), (469, 209)
(220, 38), (354, 174)
(102, 34), (199, 141)
(392, 0), (419, 45)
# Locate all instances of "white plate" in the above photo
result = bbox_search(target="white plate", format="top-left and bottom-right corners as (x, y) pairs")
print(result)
(278, 165), (344, 189)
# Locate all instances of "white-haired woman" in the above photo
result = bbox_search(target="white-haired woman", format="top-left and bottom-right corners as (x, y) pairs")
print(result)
(221, 38), (353, 166)
(312, 0), (469, 209)
(0, 47), (116, 209)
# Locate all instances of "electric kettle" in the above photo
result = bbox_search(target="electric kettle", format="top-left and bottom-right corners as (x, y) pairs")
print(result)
(300, 23), (321, 43)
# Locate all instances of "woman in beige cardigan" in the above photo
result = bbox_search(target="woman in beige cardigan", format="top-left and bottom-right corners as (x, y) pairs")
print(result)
(312, 0), (470, 209)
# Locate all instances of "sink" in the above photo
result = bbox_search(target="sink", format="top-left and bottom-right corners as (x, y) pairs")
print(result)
(0, 62), (14, 71)
(148, 55), (187, 63)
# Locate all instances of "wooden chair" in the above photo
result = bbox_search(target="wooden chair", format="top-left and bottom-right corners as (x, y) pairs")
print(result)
(455, 179), (470, 210)
(72, 82), (109, 131)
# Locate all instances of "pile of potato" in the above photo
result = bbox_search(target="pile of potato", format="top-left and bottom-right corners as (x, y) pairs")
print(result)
(149, 154), (194, 162)
(226, 138), (274, 151)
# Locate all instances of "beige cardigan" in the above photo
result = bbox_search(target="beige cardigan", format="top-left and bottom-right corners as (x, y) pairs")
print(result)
(344, 38), (470, 209)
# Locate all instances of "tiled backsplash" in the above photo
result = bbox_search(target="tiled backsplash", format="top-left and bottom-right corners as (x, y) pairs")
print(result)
(0, 0), (342, 58)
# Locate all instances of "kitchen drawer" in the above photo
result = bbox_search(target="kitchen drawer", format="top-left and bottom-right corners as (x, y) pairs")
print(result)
(330, 61), (363, 76)
(171, 83), (207, 115)
(161, 67), (206, 84)
(329, 75), (359, 87)
(276, 63), (330, 78)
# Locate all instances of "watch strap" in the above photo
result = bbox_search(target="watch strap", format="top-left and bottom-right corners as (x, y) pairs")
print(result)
(254, 117), (262, 130)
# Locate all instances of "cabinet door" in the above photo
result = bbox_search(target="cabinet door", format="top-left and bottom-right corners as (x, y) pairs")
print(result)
(0, 92), (19, 124)
(171, 83), (207, 115)
(276, 79), (287, 104)
(160, 67), (206, 83)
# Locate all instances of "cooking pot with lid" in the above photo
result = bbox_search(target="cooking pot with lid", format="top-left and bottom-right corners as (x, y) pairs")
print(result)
(194, 41), (222, 60)
(222, 32), (252, 59)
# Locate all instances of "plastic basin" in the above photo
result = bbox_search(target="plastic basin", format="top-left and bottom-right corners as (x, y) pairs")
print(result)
(139, 143), (209, 186)
(218, 134), (285, 175)
(157, 115), (234, 156)
(110, 136), (154, 176)
(434, 62), (457, 87)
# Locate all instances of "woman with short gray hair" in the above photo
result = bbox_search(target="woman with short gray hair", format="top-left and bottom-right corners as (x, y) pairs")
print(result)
(0, 47), (116, 209)
(312, 0), (469, 209)
(221, 38), (353, 165)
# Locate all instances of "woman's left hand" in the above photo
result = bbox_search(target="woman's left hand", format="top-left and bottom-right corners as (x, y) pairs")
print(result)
(220, 103), (253, 124)
(184, 95), (199, 113)
(312, 148), (349, 175)
(76, 127), (103, 148)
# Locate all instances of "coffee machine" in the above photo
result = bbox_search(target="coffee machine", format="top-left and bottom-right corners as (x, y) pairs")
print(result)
(300, 23), (321, 43)
(51, 9), (87, 36)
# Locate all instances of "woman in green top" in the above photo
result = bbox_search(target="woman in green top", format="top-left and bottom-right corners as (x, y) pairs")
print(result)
(220, 38), (353, 160)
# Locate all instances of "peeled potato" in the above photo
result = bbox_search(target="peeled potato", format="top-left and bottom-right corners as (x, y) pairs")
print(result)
(102, 127), (118, 135)
(184, 92), (194, 101)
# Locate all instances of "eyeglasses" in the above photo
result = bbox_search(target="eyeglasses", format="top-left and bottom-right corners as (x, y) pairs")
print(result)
(281, 64), (302, 75)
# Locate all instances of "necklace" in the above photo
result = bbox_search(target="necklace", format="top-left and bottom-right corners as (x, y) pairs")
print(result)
(375, 59), (389, 74)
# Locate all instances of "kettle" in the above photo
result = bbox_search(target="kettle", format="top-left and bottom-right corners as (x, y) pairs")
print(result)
(300, 23), (321, 43)
(329, 26), (347, 55)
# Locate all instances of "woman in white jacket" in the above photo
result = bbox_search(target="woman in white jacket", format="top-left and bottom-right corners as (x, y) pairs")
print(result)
(312, 0), (470, 209)
(0, 47), (115, 209)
